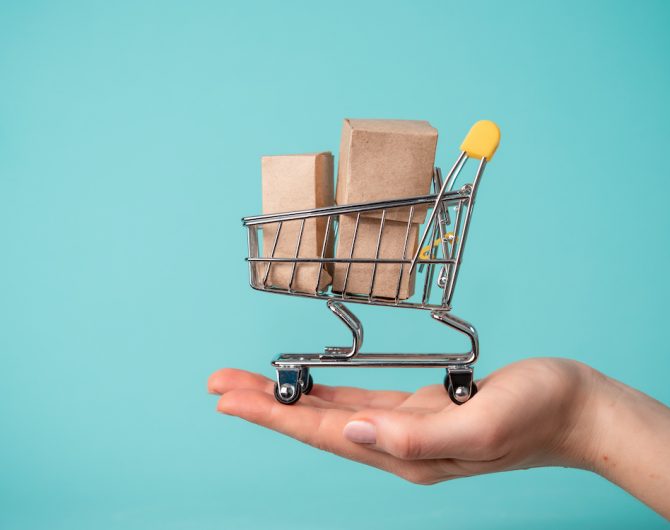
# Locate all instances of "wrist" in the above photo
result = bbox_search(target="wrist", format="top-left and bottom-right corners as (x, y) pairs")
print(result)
(558, 363), (670, 518)
(552, 361), (613, 472)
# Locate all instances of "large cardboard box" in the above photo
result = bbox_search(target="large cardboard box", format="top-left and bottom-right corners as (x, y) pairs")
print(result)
(332, 215), (419, 300)
(336, 119), (438, 223)
(261, 152), (334, 292)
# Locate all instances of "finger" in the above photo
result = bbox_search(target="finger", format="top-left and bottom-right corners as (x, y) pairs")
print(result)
(208, 368), (356, 411)
(343, 407), (486, 461)
(309, 384), (410, 410)
(219, 388), (394, 463)
(208, 368), (273, 395)
(218, 388), (432, 478)
(395, 384), (454, 412)
(209, 369), (410, 410)
(208, 368), (406, 411)
(220, 389), (474, 484)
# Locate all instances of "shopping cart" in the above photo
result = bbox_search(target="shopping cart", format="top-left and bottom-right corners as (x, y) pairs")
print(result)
(242, 120), (500, 404)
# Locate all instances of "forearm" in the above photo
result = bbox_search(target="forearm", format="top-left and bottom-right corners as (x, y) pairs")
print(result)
(581, 370), (670, 518)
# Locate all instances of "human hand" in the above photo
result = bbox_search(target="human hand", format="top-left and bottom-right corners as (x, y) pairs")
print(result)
(208, 358), (599, 484)
(209, 357), (670, 518)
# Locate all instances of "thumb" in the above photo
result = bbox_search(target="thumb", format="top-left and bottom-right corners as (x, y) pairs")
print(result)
(343, 409), (474, 460)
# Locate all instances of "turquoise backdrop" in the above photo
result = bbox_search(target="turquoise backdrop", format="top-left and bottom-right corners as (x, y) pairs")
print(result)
(2, 1), (669, 528)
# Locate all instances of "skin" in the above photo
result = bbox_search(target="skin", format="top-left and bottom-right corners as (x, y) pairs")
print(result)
(208, 358), (670, 519)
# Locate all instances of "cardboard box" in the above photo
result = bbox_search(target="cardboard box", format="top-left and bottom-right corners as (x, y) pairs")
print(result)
(332, 214), (419, 300)
(336, 119), (438, 223)
(261, 152), (334, 292)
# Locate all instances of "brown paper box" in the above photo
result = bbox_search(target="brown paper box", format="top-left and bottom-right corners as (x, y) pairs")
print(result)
(332, 215), (419, 300)
(336, 119), (438, 223)
(261, 152), (334, 293)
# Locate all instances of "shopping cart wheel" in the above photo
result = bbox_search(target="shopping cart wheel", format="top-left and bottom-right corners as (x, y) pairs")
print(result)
(444, 371), (478, 405)
(274, 381), (302, 405)
(274, 368), (304, 405)
(301, 373), (314, 395)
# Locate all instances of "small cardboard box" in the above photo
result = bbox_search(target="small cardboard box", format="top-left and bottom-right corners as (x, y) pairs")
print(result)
(261, 152), (334, 292)
(336, 119), (438, 223)
(332, 215), (419, 300)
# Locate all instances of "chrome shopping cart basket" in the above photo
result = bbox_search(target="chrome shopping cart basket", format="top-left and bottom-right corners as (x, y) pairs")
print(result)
(242, 120), (500, 404)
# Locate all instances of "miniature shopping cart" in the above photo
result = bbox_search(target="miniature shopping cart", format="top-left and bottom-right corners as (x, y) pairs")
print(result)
(242, 121), (500, 405)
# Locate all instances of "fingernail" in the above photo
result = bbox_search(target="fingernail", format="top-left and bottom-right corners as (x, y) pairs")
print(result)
(344, 420), (377, 444)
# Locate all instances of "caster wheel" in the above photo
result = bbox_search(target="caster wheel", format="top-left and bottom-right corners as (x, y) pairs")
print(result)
(301, 374), (314, 395)
(274, 381), (302, 405)
(444, 375), (478, 405)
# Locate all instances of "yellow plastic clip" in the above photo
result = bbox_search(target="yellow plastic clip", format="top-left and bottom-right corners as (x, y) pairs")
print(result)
(419, 232), (455, 260)
(460, 120), (501, 161)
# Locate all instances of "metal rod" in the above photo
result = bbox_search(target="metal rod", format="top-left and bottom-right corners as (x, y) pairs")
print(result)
(431, 310), (479, 364)
(315, 216), (332, 293)
(342, 213), (361, 297)
(395, 205), (415, 304)
(433, 167), (451, 265)
(263, 221), (283, 288)
(249, 257), (456, 264)
(248, 226), (258, 287)
(433, 167), (450, 235)
(368, 210), (386, 300)
(444, 152), (468, 193)
(321, 300), (364, 359)
(445, 157), (487, 306)
(409, 152), (468, 274)
(422, 208), (440, 305)
(273, 351), (474, 367)
(442, 200), (464, 306)
(243, 190), (470, 226)
(249, 282), (453, 311)
(288, 219), (306, 292)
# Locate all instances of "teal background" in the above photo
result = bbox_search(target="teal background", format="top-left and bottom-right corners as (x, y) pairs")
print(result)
(1, 0), (669, 528)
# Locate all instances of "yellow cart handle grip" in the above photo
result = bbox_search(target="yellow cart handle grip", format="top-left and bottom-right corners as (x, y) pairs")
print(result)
(460, 120), (501, 161)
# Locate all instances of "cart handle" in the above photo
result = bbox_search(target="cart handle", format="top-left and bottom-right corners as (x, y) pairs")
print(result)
(460, 120), (500, 161)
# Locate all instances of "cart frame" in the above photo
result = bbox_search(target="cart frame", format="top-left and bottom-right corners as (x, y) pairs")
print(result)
(242, 121), (500, 404)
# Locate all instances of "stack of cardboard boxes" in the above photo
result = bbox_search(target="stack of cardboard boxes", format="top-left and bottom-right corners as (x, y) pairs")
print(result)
(260, 152), (334, 293)
(332, 119), (437, 299)
(261, 119), (438, 299)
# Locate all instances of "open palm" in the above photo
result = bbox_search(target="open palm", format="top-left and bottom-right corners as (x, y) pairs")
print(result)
(208, 358), (595, 484)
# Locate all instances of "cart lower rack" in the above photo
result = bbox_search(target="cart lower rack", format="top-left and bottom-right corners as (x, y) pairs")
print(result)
(242, 120), (500, 404)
